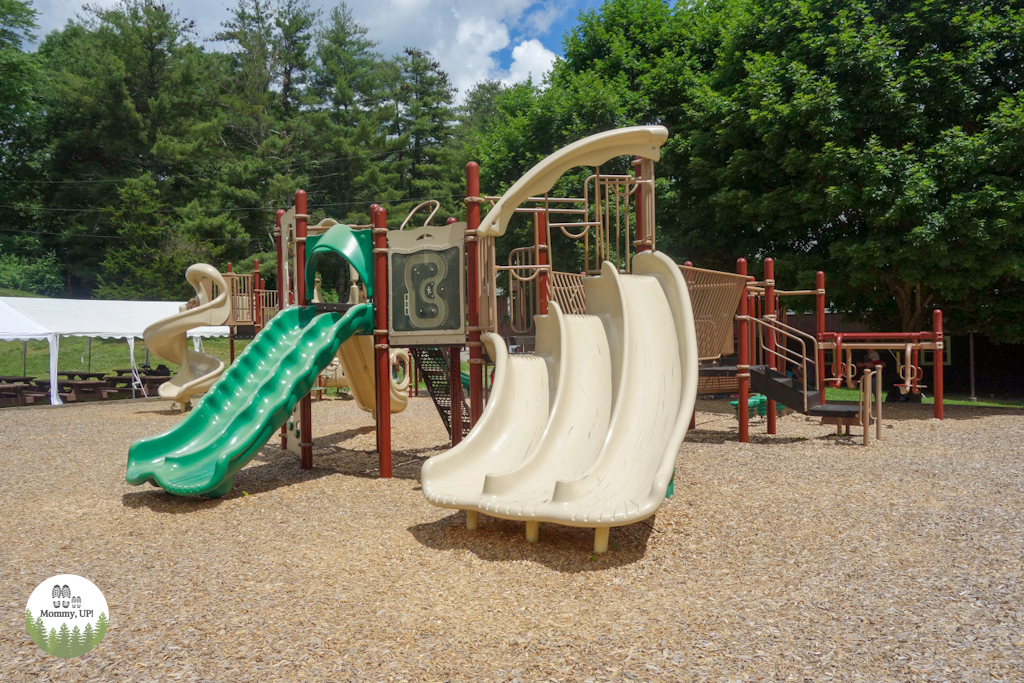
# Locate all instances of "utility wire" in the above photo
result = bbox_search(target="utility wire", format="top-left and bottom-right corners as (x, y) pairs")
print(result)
(0, 143), (435, 186)
(0, 193), (463, 215)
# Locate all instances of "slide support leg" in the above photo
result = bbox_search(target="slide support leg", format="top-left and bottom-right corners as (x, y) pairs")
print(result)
(594, 527), (609, 554)
(466, 510), (479, 530)
(525, 521), (539, 543)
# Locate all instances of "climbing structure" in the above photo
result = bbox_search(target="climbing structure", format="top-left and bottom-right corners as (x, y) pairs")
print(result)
(410, 347), (471, 438)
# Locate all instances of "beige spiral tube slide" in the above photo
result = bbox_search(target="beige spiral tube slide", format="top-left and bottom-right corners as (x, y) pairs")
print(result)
(143, 264), (230, 407)
(421, 251), (698, 553)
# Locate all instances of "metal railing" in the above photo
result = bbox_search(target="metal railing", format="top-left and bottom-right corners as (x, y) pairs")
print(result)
(680, 265), (748, 362)
(548, 271), (586, 314)
(745, 315), (820, 413)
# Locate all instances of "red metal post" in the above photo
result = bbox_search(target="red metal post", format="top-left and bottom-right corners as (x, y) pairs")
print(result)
(276, 209), (286, 449)
(536, 211), (549, 315)
(372, 206), (392, 477)
(295, 190), (313, 470)
(764, 258), (777, 434)
(816, 271), (826, 403)
(933, 309), (944, 420)
(253, 259), (261, 331)
(227, 262), (235, 363)
(449, 347), (463, 446)
(466, 162), (484, 426)
(736, 258), (750, 443)
(276, 209), (285, 312)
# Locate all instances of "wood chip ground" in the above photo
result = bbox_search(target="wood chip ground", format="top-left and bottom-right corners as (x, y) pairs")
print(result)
(1, 396), (1022, 681)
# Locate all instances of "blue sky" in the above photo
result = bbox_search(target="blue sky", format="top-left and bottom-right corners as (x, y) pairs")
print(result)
(30, 0), (604, 101)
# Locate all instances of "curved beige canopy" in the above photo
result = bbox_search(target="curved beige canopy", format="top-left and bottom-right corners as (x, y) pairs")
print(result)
(477, 125), (669, 237)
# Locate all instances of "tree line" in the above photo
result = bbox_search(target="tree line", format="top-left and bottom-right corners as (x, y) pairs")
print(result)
(25, 609), (109, 657)
(2, 0), (1023, 341)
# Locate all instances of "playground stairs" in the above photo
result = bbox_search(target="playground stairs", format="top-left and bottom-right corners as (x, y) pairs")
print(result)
(411, 347), (472, 438)
(749, 365), (860, 419)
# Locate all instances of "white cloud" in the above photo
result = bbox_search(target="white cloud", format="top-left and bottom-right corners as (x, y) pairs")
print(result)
(525, 1), (568, 34)
(502, 39), (557, 86)
(30, 0), (563, 100)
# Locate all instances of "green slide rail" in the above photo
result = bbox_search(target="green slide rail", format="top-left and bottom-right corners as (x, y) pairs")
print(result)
(126, 223), (374, 497)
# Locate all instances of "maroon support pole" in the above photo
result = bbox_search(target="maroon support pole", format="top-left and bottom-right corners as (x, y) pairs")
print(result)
(295, 190), (313, 470)
(372, 205), (392, 477)
(276, 209), (287, 449)
(536, 212), (549, 315)
(466, 162), (484, 426)
(933, 309), (944, 420)
(449, 347), (463, 446)
(816, 271), (826, 403)
(227, 262), (235, 363)
(253, 259), (261, 331)
(737, 258), (750, 443)
(764, 258), (777, 435)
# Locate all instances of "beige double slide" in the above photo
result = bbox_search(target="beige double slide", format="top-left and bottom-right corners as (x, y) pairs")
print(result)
(421, 125), (698, 552)
(421, 252), (698, 552)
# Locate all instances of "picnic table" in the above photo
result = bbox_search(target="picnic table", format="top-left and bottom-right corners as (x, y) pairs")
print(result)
(0, 375), (36, 383)
(32, 378), (112, 402)
(142, 375), (172, 394)
(0, 382), (32, 406)
(57, 370), (110, 380)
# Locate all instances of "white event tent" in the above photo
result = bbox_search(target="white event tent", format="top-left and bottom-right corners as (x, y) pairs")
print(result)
(0, 297), (228, 405)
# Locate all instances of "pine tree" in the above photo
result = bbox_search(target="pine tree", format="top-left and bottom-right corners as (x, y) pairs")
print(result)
(94, 612), (109, 646)
(380, 48), (457, 225)
(82, 622), (95, 652)
(274, 0), (317, 118)
(34, 614), (47, 649)
(69, 625), (85, 657)
(25, 609), (40, 646)
(47, 627), (57, 654)
(56, 623), (71, 658)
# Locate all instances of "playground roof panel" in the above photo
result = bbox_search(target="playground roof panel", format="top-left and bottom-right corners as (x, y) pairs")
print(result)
(0, 297), (229, 339)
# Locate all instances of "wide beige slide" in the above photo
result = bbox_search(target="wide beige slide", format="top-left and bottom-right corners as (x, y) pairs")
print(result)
(143, 264), (231, 406)
(421, 124), (697, 552)
(421, 252), (698, 552)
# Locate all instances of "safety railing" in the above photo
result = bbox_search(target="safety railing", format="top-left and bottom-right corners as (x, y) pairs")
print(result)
(548, 271), (586, 314)
(499, 247), (545, 334)
(680, 265), (748, 362)
(745, 315), (820, 413)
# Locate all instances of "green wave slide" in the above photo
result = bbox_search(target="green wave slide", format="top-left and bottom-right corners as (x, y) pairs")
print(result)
(127, 222), (377, 498)
(126, 304), (373, 496)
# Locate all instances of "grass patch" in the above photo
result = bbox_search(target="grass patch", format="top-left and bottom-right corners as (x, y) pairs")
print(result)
(0, 287), (45, 298)
(824, 386), (1022, 408)
(0, 337), (251, 379)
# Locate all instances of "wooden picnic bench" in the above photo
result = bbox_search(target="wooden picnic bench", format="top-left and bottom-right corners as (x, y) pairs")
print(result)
(0, 382), (32, 407)
(57, 370), (110, 380)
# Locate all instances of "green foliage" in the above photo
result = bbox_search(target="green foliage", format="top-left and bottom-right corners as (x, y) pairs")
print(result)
(0, 252), (63, 296)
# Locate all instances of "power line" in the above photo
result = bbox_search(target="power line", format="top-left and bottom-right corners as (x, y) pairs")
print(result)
(0, 194), (463, 232)
(0, 143), (436, 186)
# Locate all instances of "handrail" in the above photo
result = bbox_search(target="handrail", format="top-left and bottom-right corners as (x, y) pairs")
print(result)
(400, 200), (440, 230)
(742, 315), (821, 413)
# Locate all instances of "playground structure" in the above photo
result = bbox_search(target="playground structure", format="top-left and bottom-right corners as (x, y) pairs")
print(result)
(127, 125), (702, 552)
(709, 257), (944, 444)
(126, 123), (946, 551)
